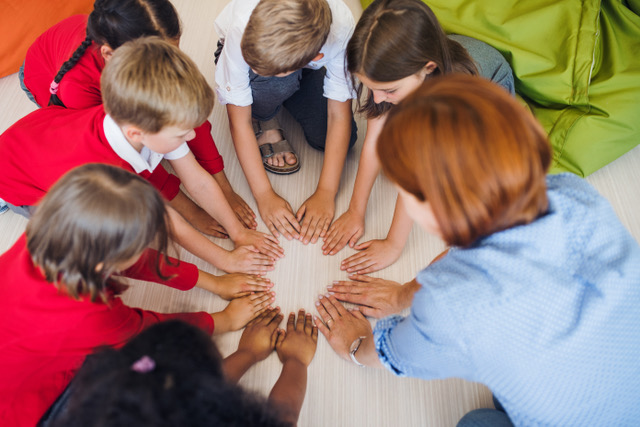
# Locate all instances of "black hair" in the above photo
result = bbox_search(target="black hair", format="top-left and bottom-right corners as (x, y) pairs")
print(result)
(48, 321), (291, 427)
(49, 0), (182, 107)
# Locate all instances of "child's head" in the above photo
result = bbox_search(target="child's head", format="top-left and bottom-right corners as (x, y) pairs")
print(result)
(101, 36), (214, 134)
(49, 321), (289, 427)
(348, 0), (477, 118)
(26, 164), (171, 302)
(241, 0), (332, 76)
(378, 75), (551, 247)
(50, 0), (182, 106)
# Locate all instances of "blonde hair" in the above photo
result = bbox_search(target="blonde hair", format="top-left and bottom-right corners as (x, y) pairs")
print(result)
(101, 36), (214, 133)
(378, 75), (551, 247)
(241, 0), (332, 76)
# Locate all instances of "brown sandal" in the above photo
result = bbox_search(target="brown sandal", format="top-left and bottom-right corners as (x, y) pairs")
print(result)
(253, 117), (300, 175)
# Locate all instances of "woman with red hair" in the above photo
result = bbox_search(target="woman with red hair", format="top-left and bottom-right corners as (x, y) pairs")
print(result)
(316, 75), (640, 426)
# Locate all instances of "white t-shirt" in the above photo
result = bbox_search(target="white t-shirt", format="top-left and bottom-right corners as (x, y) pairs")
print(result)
(214, 0), (356, 106)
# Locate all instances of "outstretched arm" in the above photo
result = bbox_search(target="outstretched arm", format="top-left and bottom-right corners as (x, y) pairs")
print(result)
(323, 115), (386, 255)
(296, 98), (353, 245)
(227, 104), (301, 240)
(269, 310), (318, 425)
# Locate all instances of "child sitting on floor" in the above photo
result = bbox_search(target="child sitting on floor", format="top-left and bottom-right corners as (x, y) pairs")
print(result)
(41, 310), (317, 426)
(214, 0), (358, 244)
(0, 164), (275, 427)
(324, 0), (514, 274)
(21, 0), (256, 234)
(0, 37), (283, 275)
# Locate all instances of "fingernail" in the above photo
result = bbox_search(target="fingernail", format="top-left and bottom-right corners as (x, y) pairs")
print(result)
(318, 294), (324, 299)
(327, 291), (334, 296)
(315, 301), (320, 306)
(332, 281), (339, 284)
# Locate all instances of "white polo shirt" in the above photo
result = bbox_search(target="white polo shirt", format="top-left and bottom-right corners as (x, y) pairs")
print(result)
(214, 0), (356, 106)
(103, 115), (190, 173)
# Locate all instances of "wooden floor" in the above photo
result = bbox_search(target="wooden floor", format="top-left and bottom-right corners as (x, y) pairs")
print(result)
(1, 1), (639, 425)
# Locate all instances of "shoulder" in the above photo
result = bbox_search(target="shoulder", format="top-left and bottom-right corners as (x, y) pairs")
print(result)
(326, 0), (356, 39)
(214, 0), (258, 36)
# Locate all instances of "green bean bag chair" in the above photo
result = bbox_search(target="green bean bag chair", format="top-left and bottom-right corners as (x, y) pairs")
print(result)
(361, 0), (640, 176)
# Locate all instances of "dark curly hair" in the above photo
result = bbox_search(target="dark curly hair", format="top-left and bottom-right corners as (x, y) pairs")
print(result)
(49, 0), (181, 107)
(46, 321), (291, 427)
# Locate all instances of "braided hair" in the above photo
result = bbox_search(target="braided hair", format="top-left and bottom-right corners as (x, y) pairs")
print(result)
(48, 0), (182, 107)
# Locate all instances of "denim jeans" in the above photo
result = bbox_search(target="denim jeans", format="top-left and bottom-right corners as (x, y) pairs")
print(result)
(456, 395), (513, 427)
(19, 62), (41, 107)
(249, 67), (357, 151)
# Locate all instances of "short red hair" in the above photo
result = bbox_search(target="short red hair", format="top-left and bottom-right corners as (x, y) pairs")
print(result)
(378, 75), (552, 247)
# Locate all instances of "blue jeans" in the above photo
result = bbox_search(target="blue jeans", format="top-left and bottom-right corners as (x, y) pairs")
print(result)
(249, 68), (357, 151)
(19, 62), (41, 107)
(457, 395), (513, 427)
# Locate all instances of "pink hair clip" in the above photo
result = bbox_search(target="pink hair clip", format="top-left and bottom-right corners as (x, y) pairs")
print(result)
(49, 81), (59, 95)
(131, 355), (156, 373)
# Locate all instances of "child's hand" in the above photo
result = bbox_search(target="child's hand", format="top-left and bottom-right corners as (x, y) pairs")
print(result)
(237, 307), (284, 362)
(296, 189), (335, 245)
(322, 209), (365, 255)
(256, 191), (301, 241)
(169, 191), (229, 238)
(223, 245), (275, 275)
(215, 273), (274, 300)
(275, 309), (318, 367)
(213, 291), (275, 334)
(233, 229), (284, 260)
(340, 238), (403, 274)
(226, 189), (258, 230)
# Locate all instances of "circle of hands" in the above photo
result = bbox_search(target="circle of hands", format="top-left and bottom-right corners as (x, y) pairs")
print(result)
(205, 189), (419, 365)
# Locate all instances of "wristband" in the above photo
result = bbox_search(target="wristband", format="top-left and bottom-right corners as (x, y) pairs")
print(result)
(349, 336), (367, 367)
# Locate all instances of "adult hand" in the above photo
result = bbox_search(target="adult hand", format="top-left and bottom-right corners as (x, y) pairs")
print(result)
(327, 275), (419, 318)
(237, 307), (284, 363)
(232, 228), (283, 260)
(322, 208), (365, 255)
(222, 245), (275, 275)
(314, 294), (372, 361)
(340, 238), (403, 274)
(275, 309), (318, 367)
(257, 191), (301, 241)
(296, 189), (335, 245)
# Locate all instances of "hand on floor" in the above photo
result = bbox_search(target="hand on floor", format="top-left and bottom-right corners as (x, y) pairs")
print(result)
(296, 189), (335, 245)
(340, 238), (403, 274)
(322, 209), (365, 255)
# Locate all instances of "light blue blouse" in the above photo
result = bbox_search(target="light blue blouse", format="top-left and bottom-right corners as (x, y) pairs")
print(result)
(374, 173), (640, 426)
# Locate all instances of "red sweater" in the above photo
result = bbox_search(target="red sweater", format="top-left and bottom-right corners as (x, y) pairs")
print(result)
(0, 105), (181, 206)
(23, 14), (224, 174)
(0, 235), (214, 427)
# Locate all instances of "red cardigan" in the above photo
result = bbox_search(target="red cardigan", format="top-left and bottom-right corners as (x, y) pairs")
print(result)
(0, 235), (214, 427)
(23, 14), (224, 175)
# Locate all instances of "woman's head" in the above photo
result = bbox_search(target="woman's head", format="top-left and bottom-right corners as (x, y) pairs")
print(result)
(378, 75), (551, 247)
(347, 0), (477, 117)
(26, 164), (171, 302)
(48, 321), (289, 427)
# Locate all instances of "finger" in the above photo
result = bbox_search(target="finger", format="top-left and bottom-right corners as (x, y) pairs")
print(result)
(266, 219), (280, 239)
(304, 311), (313, 335)
(351, 309), (368, 321)
(311, 323), (319, 342)
(347, 273), (374, 283)
(318, 294), (342, 319)
(322, 222), (341, 246)
(296, 309), (306, 331)
(354, 305), (379, 318)
(347, 231), (362, 248)
(340, 252), (367, 270)
(310, 217), (326, 244)
(262, 306), (280, 324)
(287, 311), (296, 332)
(318, 217), (330, 240)
(327, 280), (361, 293)
(314, 316), (330, 338)
(295, 204), (306, 223)
(325, 233), (352, 255)
(331, 292), (369, 306)
(301, 217), (319, 245)
(249, 291), (272, 303)
(353, 241), (373, 251)
(275, 328), (286, 349)
(283, 209), (302, 234)
(346, 259), (376, 274)
(351, 264), (378, 275)
(314, 297), (333, 324)
(326, 294), (350, 317)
